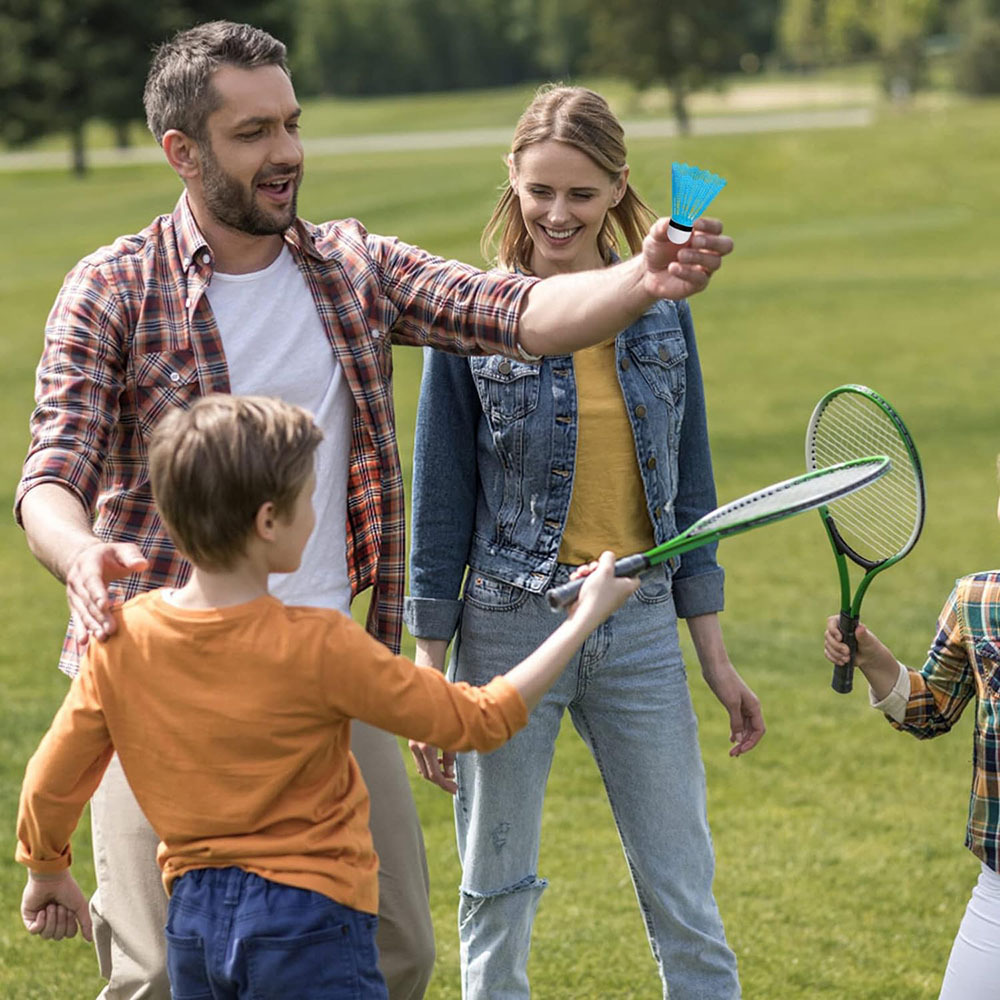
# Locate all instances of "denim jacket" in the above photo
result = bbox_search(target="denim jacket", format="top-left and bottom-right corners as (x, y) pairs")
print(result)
(405, 298), (724, 641)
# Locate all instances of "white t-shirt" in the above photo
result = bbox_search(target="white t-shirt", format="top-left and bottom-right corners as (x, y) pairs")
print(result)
(205, 246), (354, 614)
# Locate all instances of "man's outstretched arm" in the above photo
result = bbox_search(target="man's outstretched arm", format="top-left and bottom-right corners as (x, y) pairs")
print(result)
(518, 217), (731, 356)
(20, 484), (148, 643)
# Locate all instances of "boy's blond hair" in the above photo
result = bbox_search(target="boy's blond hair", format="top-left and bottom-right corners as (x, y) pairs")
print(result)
(149, 395), (323, 570)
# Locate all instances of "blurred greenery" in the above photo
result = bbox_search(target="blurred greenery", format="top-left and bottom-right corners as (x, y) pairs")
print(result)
(2, 81), (1000, 997)
(11, 1), (998, 174)
(8, 65), (883, 160)
(0, 1), (294, 173)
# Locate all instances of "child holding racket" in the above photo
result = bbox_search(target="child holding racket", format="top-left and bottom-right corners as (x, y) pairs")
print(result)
(15, 395), (639, 996)
(824, 533), (1000, 998)
(405, 86), (764, 999)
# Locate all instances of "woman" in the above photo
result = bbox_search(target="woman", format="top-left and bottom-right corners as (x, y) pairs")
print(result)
(404, 86), (764, 1000)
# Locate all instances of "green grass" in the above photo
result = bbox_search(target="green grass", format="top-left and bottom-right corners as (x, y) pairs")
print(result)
(3, 85), (1000, 997)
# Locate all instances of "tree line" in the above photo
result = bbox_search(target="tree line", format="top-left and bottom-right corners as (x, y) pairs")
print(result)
(0, 0), (294, 174)
(2, 0), (997, 174)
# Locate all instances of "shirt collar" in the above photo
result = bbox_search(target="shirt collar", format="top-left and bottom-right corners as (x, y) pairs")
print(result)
(285, 216), (329, 263)
(171, 191), (328, 273)
(173, 192), (213, 276)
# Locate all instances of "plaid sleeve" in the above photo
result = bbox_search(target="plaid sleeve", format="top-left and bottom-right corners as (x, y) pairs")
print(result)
(15, 261), (128, 523)
(367, 234), (536, 356)
(894, 584), (976, 738)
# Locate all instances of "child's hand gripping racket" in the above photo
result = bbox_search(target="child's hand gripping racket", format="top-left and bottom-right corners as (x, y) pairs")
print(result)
(547, 457), (891, 611)
(806, 385), (926, 694)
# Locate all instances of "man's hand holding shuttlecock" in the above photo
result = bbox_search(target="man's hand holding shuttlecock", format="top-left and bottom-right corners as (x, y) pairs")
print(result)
(639, 215), (733, 302)
(638, 161), (730, 302)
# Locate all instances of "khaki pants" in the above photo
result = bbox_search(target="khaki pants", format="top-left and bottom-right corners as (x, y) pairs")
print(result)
(90, 723), (435, 1000)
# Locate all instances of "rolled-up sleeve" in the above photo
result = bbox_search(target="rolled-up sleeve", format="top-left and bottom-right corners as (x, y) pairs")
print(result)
(403, 596), (465, 641)
(893, 584), (975, 738)
(15, 263), (126, 525)
(368, 234), (537, 356)
(672, 567), (725, 619)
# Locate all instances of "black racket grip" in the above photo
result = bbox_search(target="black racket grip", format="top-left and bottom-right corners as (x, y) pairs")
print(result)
(546, 553), (649, 612)
(832, 611), (858, 694)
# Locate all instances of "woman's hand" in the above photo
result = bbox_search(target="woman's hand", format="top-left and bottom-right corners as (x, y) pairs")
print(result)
(686, 613), (764, 756)
(702, 662), (766, 757)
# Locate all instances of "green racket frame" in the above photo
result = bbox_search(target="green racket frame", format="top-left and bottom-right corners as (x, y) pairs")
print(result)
(547, 456), (890, 611)
(806, 385), (926, 694)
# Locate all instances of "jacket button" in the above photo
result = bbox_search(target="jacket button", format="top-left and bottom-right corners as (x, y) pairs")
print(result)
(620, 357), (631, 371)
(634, 404), (647, 419)
(658, 346), (669, 361)
(646, 456), (657, 470)
(498, 359), (512, 374)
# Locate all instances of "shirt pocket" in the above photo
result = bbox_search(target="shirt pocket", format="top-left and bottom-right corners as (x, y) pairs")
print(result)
(471, 355), (541, 422)
(627, 332), (687, 405)
(973, 637), (1000, 698)
(132, 350), (201, 434)
(464, 570), (530, 612)
(635, 563), (676, 606)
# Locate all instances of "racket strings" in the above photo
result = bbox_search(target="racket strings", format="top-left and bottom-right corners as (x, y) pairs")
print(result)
(809, 398), (922, 562)
(696, 460), (887, 535)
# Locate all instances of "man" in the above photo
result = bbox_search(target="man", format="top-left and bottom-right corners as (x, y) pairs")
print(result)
(15, 20), (733, 1000)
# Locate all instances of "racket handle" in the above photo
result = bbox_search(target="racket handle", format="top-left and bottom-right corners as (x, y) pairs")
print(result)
(832, 611), (858, 694)
(546, 553), (650, 612)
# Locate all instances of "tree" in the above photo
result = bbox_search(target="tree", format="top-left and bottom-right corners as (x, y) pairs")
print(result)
(584, 0), (770, 132)
(778, 0), (946, 98)
(779, 0), (832, 67)
(0, 0), (293, 175)
(0, 0), (98, 174)
(523, 0), (592, 80)
(954, 0), (1000, 93)
(295, 0), (547, 97)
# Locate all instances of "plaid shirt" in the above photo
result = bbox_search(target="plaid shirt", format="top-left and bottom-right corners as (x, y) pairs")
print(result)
(16, 193), (535, 674)
(893, 571), (1000, 873)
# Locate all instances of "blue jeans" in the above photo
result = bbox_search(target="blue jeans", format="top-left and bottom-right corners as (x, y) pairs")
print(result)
(165, 868), (388, 999)
(450, 565), (740, 1000)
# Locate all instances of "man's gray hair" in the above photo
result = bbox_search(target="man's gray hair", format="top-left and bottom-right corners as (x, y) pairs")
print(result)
(143, 21), (289, 144)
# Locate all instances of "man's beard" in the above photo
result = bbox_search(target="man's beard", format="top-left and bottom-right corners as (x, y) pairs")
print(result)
(200, 142), (300, 237)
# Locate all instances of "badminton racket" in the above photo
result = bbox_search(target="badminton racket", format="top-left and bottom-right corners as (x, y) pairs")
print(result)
(547, 456), (890, 611)
(806, 385), (925, 694)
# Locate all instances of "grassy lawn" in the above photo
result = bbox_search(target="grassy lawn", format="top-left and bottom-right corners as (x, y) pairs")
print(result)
(3, 86), (1000, 997)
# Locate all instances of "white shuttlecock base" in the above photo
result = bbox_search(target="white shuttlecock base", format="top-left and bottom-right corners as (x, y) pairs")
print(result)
(667, 220), (692, 244)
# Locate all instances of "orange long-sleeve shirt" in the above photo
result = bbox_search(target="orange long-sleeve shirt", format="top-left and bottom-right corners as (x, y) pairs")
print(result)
(17, 591), (527, 914)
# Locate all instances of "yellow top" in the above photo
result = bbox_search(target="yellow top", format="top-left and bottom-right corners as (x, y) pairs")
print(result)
(16, 591), (527, 915)
(558, 338), (655, 565)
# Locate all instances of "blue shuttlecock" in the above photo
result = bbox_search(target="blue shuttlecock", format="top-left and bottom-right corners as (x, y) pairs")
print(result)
(667, 162), (727, 244)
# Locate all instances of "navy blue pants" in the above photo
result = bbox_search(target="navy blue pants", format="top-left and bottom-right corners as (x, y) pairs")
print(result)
(165, 867), (389, 999)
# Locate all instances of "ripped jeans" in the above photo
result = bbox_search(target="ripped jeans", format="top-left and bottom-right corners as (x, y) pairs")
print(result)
(449, 565), (740, 1000)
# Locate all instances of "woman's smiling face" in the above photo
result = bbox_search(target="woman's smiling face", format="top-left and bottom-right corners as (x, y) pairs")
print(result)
(509, 139), (627, 277)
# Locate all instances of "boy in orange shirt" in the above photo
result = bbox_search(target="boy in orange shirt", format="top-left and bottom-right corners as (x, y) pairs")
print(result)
(16, 394), (638, 998)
